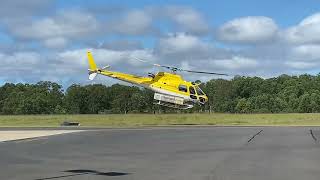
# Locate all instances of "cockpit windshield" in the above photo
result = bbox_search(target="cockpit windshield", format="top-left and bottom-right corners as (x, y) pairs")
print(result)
(195, 86), (205, 96)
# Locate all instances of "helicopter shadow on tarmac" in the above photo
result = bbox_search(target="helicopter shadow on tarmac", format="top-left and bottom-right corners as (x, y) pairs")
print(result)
(34, 169), (130, 180)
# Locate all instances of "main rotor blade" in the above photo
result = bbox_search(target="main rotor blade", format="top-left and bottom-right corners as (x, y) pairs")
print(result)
(134, 57), (228, 76)
(135, 58), (148, 63)
(134, 57), (172, 69)
(183, 70), (229, 76)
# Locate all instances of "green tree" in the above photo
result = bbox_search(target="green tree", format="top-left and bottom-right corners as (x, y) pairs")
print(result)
(235, 98), (252, 113)
(65, 84), (89, 114)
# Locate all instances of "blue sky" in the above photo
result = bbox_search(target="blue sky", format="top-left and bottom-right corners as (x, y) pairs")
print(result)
(56, 0), (320, 26)
(1, 0), (320, 87)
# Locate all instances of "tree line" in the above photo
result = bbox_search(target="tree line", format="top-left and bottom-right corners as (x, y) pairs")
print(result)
(1, 74), (320, 114)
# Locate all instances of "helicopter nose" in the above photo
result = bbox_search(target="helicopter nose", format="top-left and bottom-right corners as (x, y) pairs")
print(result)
(199, 96), (208, 104)
(204, 96), (208, 103)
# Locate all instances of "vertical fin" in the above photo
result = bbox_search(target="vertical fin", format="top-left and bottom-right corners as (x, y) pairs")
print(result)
(87, 51), (97, 70)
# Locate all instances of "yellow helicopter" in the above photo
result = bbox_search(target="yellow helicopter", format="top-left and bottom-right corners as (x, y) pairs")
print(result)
(87, 51), (228, 109)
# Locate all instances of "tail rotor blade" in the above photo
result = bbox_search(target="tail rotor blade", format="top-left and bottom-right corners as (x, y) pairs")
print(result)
(101, 65), (110, 70)
(89, 73), (97, 81)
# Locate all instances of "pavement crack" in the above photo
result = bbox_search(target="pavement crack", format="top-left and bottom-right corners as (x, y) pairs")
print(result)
(247, 130), (263, 144)
(209, 130), (264, 180)
(309, 129), (318, 142)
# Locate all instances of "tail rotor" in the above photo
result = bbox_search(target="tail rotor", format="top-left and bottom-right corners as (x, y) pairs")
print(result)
(87, 51), (109, 81)
(88, 71), (98, 81)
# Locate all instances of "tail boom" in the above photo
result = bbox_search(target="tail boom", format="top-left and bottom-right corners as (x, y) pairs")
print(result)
(86, 51), (152, 85)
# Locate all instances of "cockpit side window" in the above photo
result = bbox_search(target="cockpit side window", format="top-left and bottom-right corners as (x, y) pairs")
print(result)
(178, 85), (188, 92)
(196, 86), (205, 96)
(189, 86), (196, 95)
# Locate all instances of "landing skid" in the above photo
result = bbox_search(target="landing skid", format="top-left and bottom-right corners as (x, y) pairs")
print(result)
(153, 100), (193, 109)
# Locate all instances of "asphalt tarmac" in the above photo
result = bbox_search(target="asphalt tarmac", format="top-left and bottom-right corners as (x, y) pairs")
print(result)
(1, 127), (320, 180)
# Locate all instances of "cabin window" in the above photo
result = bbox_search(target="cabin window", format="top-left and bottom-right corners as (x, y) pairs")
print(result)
(189, 86), (196, 95)
(196, 86), (205, 96)
(178, 85), (188, 92)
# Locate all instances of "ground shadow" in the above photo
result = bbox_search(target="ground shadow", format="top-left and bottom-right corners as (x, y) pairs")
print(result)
(34, 169), (130, 180)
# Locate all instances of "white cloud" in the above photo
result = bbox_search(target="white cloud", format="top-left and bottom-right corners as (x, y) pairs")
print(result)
(4, 7), (320, 84)
(1, 52), (40, 67)
(290, 44), (320, 61)
(12, 11), (99, 39)
(153, 33), (262, 78)
(157, 33), (209, 55)
(0, 52), (43, 83)
(112, 10), (153, 35)
(0, 48), (156, 83)
(283, 13), (320, 44)
(58, 49), (123, 68)
(5, 5), (210, 47)
(102, 40), (142, 51)
(217, 16), (278, 44)
(43, 37), (68, 48)
(8, 10), (99, 47)
(164, 6), (209, 34)
(57, 48), (156, 70)
(211, 56), (259, 70)
(284, 61), (317, 69)
(0, 0), (52, 18)
(106, 5), (209, 35)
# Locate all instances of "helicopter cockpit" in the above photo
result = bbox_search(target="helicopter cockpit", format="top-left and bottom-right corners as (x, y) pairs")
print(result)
(178, 84), (207, 104)
(195, 86), (207, 104)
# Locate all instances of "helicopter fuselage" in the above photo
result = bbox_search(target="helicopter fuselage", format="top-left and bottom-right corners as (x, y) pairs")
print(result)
(87, 51), (208, 109)
(97, 69), (208, 109)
